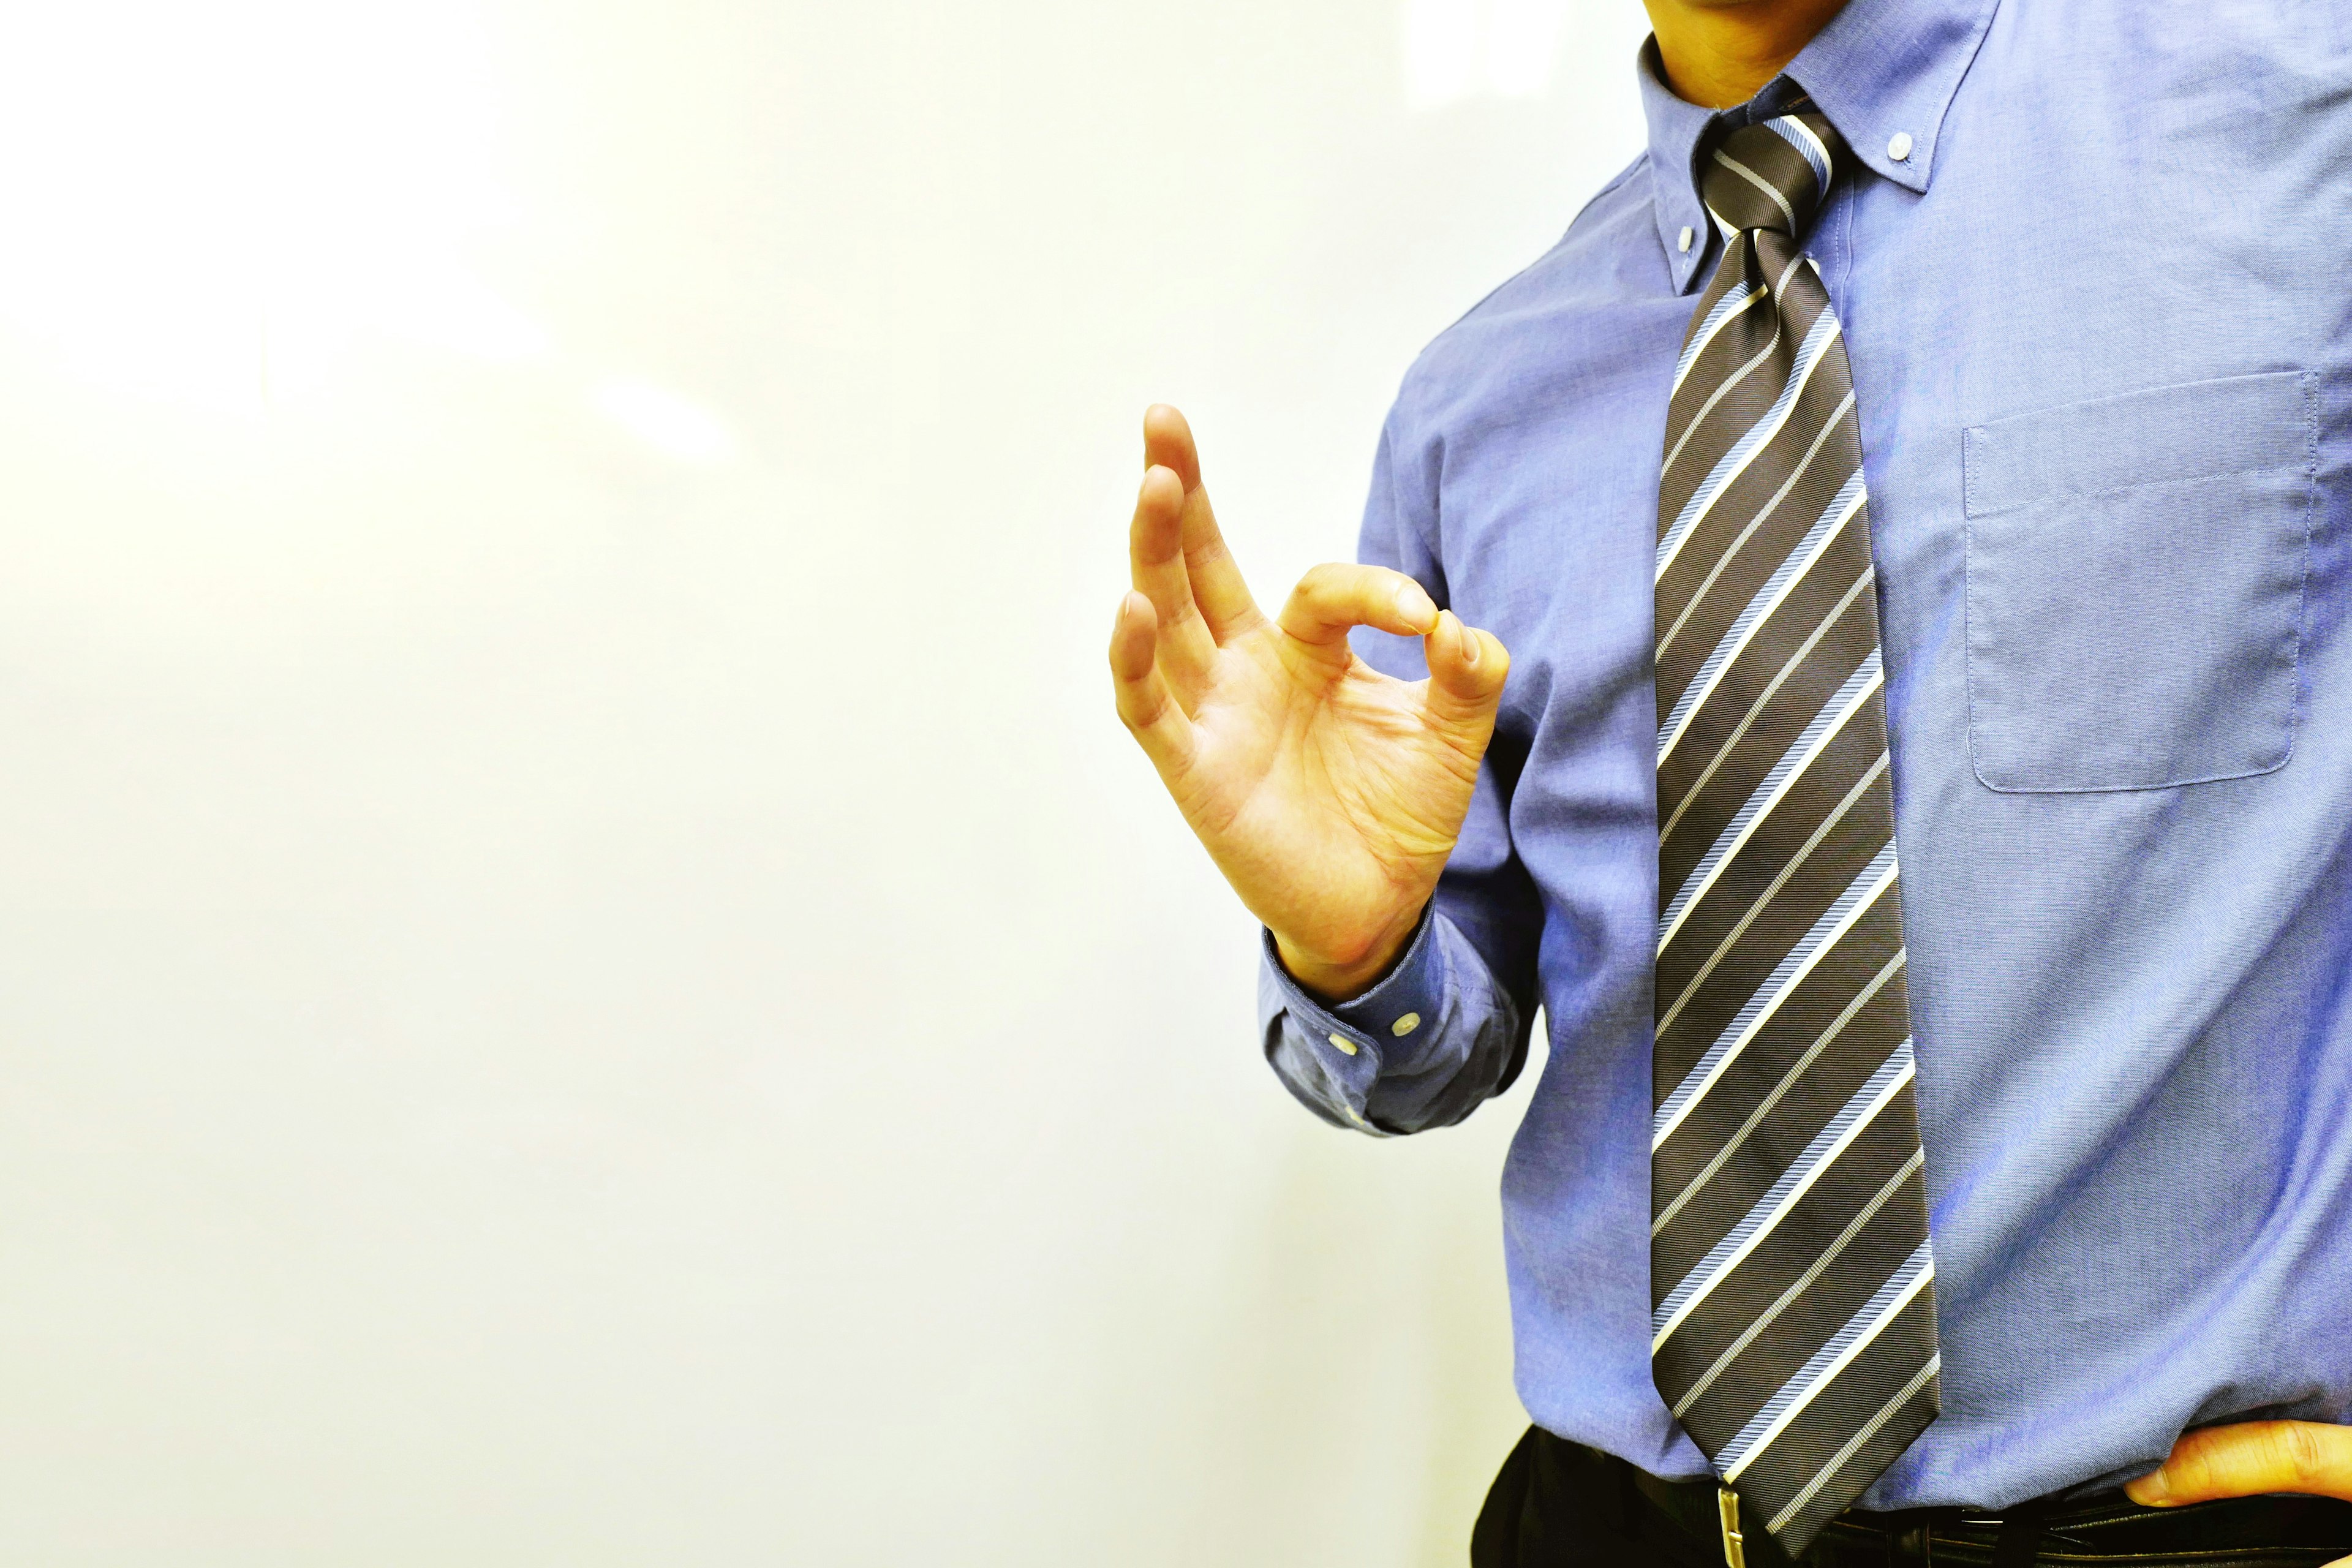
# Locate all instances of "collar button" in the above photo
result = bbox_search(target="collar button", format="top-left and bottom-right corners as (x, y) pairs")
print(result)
(1887, 130), (1915, 162)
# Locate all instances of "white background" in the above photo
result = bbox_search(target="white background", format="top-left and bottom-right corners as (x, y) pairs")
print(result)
(0, 1), (1648, 1561)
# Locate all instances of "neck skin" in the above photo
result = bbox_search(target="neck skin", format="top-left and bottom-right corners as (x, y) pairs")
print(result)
(1643, 0), (1852, 108)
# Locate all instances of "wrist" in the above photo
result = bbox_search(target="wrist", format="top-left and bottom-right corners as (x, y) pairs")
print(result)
(1273, 911), (1424, 1003)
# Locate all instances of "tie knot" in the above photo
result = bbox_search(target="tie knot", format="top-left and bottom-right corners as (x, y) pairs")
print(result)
(1701, 113), (1847, 239)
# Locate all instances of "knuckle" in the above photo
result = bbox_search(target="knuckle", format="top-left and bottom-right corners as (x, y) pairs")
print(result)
(1184, 535), (1234, 571)
(2170, 1436), (2218, 1492)
(1284, 567), (1346, 626)
(1297, 562), (1348, 597)
(2280, 1423), (2330, 1486)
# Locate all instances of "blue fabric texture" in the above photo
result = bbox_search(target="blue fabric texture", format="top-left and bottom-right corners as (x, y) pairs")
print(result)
(1256, 0), (2352, 1512)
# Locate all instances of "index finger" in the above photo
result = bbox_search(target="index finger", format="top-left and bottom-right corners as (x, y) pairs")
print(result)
(1277, 562), (1441, 666)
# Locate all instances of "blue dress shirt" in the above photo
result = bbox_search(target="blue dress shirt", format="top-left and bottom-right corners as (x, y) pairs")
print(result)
(1259, 0), (2352, 1512)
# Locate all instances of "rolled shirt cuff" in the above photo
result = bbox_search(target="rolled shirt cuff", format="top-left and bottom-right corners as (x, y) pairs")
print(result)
(1258, 909), (1447, 1074)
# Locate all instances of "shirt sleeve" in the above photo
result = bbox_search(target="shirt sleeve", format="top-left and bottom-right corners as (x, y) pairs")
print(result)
(1258, 406), (1545, 1136)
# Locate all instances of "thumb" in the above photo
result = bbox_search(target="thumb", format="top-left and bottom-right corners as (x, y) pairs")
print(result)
(2125, 1421), (2352, 1509)
(1422, 611), (1510, 737)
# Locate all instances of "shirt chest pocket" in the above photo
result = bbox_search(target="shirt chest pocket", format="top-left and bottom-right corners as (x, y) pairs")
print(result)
(1961, 371), (2316, 793)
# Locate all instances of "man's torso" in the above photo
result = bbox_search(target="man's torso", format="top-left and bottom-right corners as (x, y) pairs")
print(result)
(1366, 0), (2352, 1507)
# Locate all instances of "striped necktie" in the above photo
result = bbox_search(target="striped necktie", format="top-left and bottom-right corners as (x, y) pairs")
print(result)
(1649, 111), (1941, 1557)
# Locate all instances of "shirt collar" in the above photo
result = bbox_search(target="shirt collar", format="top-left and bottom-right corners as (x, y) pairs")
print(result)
(1640, 0), (2001, 292)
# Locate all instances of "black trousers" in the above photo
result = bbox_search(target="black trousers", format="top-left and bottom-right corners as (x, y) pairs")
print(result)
(1472, 1425), (2352, 1567)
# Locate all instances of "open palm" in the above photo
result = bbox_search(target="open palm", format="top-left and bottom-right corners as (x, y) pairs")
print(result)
(1109, 407), (1510, 998)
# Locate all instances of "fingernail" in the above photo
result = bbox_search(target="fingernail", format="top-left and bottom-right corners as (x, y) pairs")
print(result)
(2131, 1471), (2173, 1506)
(1460, 619), (1480, 667)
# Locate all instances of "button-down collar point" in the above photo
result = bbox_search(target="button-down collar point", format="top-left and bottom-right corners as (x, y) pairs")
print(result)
(1678, 226), (1695, 253)
(1888, 130), (1914, 162)
(1327, 1032), (1359, 1056)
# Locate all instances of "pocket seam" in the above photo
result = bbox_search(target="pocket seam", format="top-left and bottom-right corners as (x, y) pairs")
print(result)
(1961, 370), (2313, 519)
(1963, 370), (2316, 795)
(1963, 456), (2309, 521)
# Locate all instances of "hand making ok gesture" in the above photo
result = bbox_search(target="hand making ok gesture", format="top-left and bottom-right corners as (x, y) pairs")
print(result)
(1108, 405), (1510, 1000)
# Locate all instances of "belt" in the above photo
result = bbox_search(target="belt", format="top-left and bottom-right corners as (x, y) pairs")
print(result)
(1628, 1468), (2045, 1566)
(1621, 1466), (2352, 1567)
